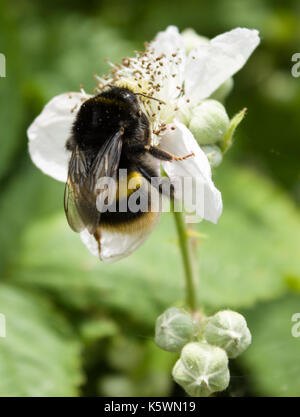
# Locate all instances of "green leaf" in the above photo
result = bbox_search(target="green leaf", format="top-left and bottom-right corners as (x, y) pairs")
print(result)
(20, 14), (136, 98)
(222, 108), (246, 153)
(99, 375), (136, 397)
(79, 318), (118, 343)
(0, 78), (25, 180)
(102, 338), (174, 396)
(0, 15), (26, 181)
(11, 213), (182, 327)
(0, 160), (64, 272)
(240, 294), (300, 396)
(198, 163), (300, 309)
(0, 284), (83, 396)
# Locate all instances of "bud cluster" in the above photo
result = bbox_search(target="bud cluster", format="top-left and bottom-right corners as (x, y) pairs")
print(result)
(155, 307), (251, 397)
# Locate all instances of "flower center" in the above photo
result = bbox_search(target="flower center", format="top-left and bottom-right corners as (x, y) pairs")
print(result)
(94, 43), (188, 144)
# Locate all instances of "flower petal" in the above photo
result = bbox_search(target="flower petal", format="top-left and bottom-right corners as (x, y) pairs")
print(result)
(151, 25), (185, 58)
(27, 92), (90, 182)
(80, 213), (160, 263)
(184, 28), (260, 101)
(159, 121), (222, 223)
(150, 26), (186, 102)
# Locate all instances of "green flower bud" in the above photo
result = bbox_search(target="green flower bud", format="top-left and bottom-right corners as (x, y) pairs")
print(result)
(204, 310), (251, 359)
(181, 28), (209, 55)
(189, 100), (230, 145)
(172, 342), (230, 397)
(177, 103), (193, 126)
(155, 307), (195, 352)
(202, 145), (223, 168)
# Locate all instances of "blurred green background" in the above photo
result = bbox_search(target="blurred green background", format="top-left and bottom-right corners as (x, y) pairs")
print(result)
(1, 0), (300, 397)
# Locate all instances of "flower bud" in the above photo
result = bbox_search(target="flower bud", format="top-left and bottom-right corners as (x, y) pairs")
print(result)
(204, 310), (251, 358)
(172, 342), (230, 397)
(202, 145), (223, 168)
(189, 100), (230, 145)
(155, 307), (195, 352)
(181, 28), (209, 55)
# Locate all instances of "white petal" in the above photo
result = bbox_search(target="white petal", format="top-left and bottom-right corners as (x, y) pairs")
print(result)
(27, 92), (90, 182)
(80, 213), (161, 263)
(159, 121), (222, 223)
(150, 26), (186, 102)
(184, 28), (260, 101)
(151, 25), (185, 58)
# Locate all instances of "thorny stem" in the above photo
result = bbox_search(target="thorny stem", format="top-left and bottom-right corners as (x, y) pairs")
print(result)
(172, 205), (198, 311)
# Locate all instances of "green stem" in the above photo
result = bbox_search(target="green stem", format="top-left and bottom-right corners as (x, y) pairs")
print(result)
(172, 207), (198, 311)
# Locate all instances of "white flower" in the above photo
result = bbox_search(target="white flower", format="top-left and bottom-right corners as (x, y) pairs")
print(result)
(27, 26), (260, 262)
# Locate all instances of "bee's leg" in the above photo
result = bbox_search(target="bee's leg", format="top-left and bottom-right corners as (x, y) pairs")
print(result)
(144, 145), (195, 161)
(137, 163), (175, 199)
(125, 142), (194, 162)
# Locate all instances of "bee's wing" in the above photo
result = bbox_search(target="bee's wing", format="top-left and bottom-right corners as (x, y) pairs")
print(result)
(64, 130), (123, 234)
(64, 147), (99, 234)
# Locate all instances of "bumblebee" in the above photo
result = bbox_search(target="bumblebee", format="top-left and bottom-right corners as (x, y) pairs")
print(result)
(64, 86), (192, 250)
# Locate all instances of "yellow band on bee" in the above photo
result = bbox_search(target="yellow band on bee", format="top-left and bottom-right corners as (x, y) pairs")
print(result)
(117, 171), (143, 200)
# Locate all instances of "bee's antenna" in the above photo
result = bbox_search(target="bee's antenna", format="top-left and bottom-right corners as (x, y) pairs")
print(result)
(134, 93), (166, 105)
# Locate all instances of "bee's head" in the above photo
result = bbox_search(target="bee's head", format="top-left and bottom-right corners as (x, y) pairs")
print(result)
(72, 86), (142, 150)
(99, 86), (140, 117)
